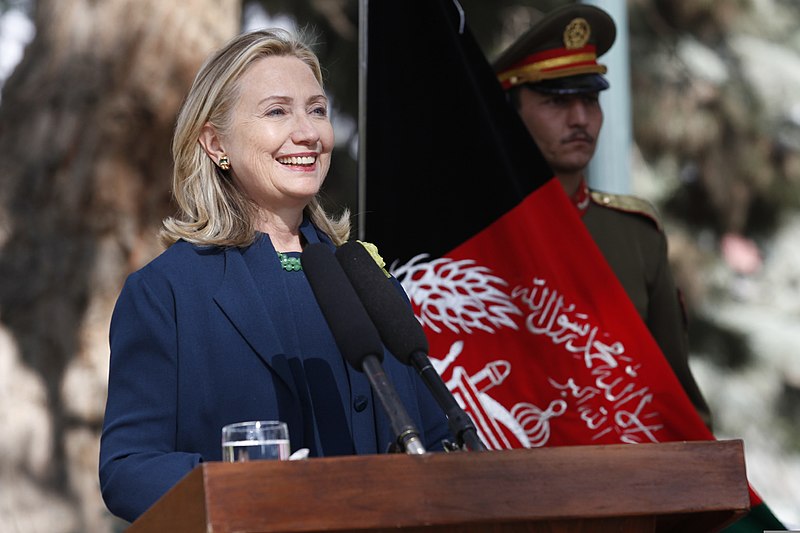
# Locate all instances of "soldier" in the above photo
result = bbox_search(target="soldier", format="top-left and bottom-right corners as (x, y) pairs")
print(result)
(494, 3), (712, 427)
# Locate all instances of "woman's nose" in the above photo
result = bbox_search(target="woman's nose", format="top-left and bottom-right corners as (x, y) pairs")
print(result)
(291, 114), (321, 145)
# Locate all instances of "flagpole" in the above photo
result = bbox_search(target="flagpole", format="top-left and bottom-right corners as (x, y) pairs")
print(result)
(357, 0), (368, 240)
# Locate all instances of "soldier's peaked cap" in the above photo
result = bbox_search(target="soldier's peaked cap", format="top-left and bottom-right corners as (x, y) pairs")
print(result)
(493, 4), (616, 94)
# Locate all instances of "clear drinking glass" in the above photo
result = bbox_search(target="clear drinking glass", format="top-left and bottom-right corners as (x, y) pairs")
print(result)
(221, 420), (290, 462)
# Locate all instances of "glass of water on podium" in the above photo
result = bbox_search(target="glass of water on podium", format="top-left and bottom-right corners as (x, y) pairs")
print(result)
(222, 420), (290, 462)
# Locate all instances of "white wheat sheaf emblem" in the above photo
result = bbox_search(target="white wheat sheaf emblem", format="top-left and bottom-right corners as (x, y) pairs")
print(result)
(391, 254), (522, 334)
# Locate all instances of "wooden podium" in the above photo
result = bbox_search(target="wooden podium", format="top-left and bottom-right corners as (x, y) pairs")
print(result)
(127, 440), (749, 533)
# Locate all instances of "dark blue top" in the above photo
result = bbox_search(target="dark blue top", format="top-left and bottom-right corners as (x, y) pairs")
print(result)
(99, 219), (449, 522)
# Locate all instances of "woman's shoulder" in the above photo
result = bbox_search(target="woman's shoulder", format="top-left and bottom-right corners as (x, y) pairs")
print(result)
(130, 240), (228, 285)
(113, 241), (233, 317)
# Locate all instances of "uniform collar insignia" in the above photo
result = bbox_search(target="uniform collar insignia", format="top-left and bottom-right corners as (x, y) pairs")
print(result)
(571, 178), (591, 216)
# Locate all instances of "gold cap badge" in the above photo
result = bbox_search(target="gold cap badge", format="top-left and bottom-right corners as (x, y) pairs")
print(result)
(563, 17), (591, 49)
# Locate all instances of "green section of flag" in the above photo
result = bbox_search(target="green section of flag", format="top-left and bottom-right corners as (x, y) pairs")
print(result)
(724, 503), (785, 532)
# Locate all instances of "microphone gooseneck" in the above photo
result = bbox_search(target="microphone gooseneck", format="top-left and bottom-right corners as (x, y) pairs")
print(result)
(335, 241), (488, 451)
(301, 243), (426, 455)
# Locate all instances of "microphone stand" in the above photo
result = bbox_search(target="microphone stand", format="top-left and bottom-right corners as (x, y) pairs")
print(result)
(409, 351), (487, 452)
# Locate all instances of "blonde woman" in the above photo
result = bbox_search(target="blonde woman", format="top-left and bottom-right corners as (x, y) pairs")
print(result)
(99, 29), (448, 523)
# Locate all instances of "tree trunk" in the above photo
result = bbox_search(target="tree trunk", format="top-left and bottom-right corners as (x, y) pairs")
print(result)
(0, 1), (239, 531)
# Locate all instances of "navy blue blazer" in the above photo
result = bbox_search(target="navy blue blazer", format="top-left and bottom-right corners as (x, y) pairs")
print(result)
(99, 220), (449, 522)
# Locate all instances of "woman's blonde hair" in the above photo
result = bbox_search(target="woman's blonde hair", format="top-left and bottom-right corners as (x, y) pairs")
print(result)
(161, 29), (350, 248)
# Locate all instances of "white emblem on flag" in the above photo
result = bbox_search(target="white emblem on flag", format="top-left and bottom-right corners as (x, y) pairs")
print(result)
(393, 254), (665, 447)
(391, 254), (521, 333)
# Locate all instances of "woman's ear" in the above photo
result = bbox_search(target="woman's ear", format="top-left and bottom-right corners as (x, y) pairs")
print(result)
(198, 122), (226, 162)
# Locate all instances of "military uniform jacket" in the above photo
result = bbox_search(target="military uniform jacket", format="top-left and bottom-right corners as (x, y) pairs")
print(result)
(581, 189), (712, 427)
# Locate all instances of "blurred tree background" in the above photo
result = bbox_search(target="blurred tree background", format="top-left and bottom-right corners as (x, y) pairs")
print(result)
(0, 0), (798, 531)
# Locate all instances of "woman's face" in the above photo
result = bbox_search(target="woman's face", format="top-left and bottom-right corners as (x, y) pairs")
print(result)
(219, 55), (333, 213)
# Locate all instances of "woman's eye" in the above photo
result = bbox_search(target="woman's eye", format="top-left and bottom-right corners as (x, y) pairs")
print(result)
(265, 107), (286, 117)
(310, 105), (328, 117)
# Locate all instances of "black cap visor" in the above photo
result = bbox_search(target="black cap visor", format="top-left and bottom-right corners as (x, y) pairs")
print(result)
(529, 73), (610, 95)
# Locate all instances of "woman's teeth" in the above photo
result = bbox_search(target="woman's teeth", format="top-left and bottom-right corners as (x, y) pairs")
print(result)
(278, 156), (315, 165)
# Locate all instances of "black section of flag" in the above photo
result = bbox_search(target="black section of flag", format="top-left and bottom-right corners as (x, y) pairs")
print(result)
(362, 0), (553, 263)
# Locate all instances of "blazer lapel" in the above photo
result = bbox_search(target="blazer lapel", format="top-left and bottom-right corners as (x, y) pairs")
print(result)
(212, 221), (334, 419)
(213, 247), (300, 401)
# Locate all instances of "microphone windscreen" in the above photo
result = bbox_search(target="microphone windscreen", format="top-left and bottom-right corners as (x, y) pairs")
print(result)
(302, 243), (384, 370)
(335, 241), (429, 366)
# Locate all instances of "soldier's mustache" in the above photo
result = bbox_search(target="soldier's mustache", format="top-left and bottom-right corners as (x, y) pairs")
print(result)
(563, 131), (594, 143)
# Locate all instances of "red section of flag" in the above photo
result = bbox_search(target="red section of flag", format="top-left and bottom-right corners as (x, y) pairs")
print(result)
(394, 179), (761, 505)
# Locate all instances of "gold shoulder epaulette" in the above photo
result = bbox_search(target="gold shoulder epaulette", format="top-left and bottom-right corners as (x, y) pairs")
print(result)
(589, 190), (663, 231)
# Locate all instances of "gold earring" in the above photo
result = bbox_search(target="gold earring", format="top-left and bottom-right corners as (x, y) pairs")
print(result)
(218, 155), (231, 170)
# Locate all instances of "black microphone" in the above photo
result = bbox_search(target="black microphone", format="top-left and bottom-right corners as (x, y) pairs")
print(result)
(301, 242), (426, 455)
(335, 241), (488, 451)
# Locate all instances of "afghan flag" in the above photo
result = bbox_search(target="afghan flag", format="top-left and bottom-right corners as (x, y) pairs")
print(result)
(359, 0), (783, 530)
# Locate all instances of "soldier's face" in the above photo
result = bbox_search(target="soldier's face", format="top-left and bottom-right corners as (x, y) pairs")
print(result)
(516, 87), (603, 178)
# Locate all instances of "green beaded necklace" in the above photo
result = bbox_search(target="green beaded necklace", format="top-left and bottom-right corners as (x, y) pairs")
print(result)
(277, 251), (302, 272)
